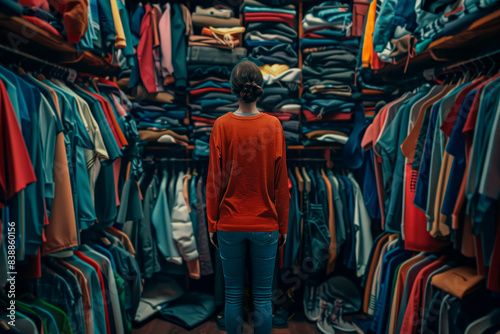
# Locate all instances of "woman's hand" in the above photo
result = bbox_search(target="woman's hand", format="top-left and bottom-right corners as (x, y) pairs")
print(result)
(279, 234), (287, 249)
(209, 232), (219, 249)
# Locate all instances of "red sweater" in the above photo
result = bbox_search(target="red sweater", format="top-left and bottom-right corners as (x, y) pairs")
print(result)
(206, 112), (289, 234)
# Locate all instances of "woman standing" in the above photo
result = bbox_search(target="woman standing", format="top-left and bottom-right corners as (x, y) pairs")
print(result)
(206, 60), (290, 334)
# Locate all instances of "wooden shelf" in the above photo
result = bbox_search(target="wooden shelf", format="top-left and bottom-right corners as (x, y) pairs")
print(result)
(144, 145), (341, 151)
(288, 145), (342, 150)
(145, 145), (196, 150)
(374, 8), (500, 82)
(0, 14), (121, 77)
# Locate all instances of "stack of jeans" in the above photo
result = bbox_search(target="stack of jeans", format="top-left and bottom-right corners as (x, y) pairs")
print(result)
(242, 0), (302, 144)
(300, 1), (361, 146)
(187, 4), (247, 157)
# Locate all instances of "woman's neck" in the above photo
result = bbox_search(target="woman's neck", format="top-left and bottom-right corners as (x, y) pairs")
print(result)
(235, 101), (259, 114)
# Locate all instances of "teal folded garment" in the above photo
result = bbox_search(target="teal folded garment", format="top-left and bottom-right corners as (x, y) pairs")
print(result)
(243, 6), (296, 15)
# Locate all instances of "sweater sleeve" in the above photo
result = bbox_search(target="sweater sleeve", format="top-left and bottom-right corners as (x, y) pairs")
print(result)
(275, 122), (290, 234)
(206, 120), (222, 233)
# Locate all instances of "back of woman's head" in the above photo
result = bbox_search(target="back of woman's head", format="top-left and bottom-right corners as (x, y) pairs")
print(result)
(230, 60), (263, 104)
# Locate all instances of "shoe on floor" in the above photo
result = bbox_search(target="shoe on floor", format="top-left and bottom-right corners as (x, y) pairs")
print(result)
(318, 298), (357, 333)
(216, 310), (226, 331)
(272, 308), (291, 328)
(303, 280), (321, 321)
(316, 309), (336, 334)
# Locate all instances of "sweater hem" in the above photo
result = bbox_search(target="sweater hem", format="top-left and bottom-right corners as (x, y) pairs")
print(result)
(216, 216), (280, 232)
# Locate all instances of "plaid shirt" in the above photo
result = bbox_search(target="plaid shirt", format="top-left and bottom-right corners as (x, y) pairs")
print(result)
(37, 263), (86, 334)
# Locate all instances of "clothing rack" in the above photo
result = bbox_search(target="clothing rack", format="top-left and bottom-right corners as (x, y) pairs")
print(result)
(0, 44), (77, 82)
(435, 48), (500, 74)
(402, 48), (500, 85)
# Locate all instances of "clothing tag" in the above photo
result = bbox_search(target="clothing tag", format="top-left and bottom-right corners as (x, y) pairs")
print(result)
(101, 237), (112, 246)
(67, 69), (77, 83)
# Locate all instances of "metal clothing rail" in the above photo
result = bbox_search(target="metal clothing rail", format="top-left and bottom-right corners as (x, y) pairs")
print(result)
(391, 48), (500, 90)
(0, 44), (77, 82)
(438, 48), (500, 72)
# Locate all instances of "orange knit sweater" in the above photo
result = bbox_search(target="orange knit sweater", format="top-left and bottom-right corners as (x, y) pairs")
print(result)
(206, 112), (289, 234)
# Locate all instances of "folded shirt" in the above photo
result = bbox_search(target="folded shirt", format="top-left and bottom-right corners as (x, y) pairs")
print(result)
(188, 35), (241, 49)
(192, 14), (240, 28)
(260, 64), (290, 76)
(303, 70), (354, 84)
(302, 44), (360, 54)
(300, 38), (359, 49)
(190, 92), (236, 102)
(189, 76), (229, 87)
(431, 266), (485, 299)
(241, 0), (295, 10)
(302, 108), (353, 122)
(139, 129), (189, 142)
(303, 12), (352, 32)
(304, 48), (357, 61)
(244, 14), (294, 27)
(303, 2), (352, 31)
(263, 68), (302, 85)
(206, 26), (246, 35)
(132, 104), (186, 120)
(246, 22), (297, 38)
(245, 31), (294, 43)
(245, 40), (288, 47)
(190, 98), (235, 108)
(248, 44), (298, 67)
(302, 29), (348, 39)
(308, 84), (352, 95)
(303, 78), (354, 87)
(201, 26), (245, 49)
(242, 6), (296, 15)
(186, 46), (247, 65)
(188, 80), (232, 90)
(303, 64), (355, 75)
(187, 65), (232, 80)
(195, 6), (234, 18)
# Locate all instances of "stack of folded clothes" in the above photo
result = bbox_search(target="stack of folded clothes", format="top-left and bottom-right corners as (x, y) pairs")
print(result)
(188, 4), (248, 158)
(241, 0), (302, 144)
(131, 103), (189, 146)
(300, 1), (361, 146)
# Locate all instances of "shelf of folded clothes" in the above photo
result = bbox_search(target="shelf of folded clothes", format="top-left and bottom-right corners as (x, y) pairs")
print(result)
(130, 102), (189, 147)
(187, 4), (248, 160)
(241, 0), (301, 144)
(300, 1), (361, 146)
(370, 5), (500, 82)
(0, 14), (121, 76)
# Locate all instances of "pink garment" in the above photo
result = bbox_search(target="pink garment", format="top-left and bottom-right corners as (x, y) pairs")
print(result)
(159, 3), (174, 82)
(152, 4), (164, 92)
(112, 94), (127, 117)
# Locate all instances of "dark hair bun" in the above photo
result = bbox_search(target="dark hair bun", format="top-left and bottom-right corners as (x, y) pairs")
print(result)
(230, 60), (264, 103)
(239, 81), (263, 103)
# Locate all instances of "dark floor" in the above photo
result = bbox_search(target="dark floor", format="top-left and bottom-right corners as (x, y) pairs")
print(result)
(132, 311), (325, 334)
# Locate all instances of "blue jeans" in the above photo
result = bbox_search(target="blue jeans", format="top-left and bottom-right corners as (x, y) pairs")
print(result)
(217, 230), (279, 334)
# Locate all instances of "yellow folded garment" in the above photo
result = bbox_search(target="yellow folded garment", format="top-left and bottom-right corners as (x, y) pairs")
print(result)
(305, 130), (349, 139)
(139, 130), (188, 143)
(208, 26), (246, 35)
(259, 64), (290, 77)
(431, 266), (485, 299)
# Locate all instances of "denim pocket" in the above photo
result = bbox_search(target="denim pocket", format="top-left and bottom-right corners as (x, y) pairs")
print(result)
(253, 230), (279, 244)
(217, 231), (235, 244)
